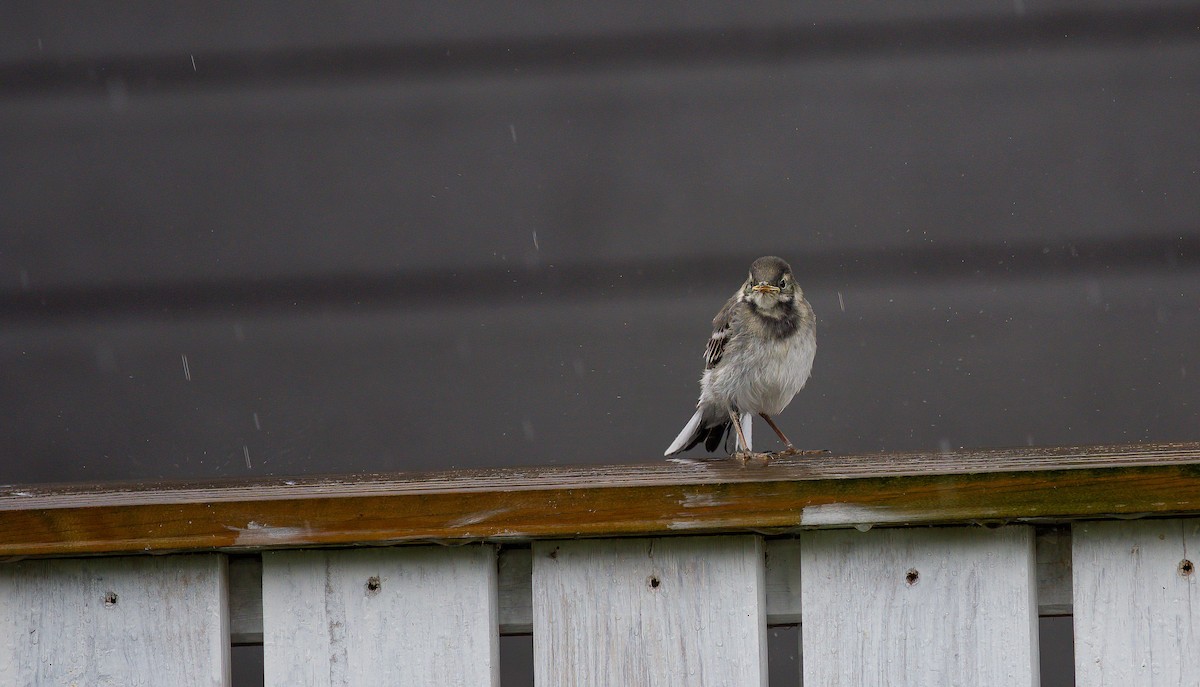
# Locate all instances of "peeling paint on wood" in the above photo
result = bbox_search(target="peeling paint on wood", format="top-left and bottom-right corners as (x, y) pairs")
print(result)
(227, 529), (1077, 646)
(0, 442), (1195, 558)
(1072, 519), (1200, 685)
(801, 526), (1039, 686)
(262, 545), (498, 686)
(532, 536), (767, 686)
(0, 554), (230, 686)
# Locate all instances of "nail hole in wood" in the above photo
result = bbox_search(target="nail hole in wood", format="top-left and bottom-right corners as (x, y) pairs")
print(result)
(1180, 559), (1194, 576)
(103, 591), (119, 606)
(648, 575), (661, 590)
(366, 576), (381, 594)
(905, 568), (919, 586)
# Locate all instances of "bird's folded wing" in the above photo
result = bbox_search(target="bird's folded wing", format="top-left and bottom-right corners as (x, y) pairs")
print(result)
(703, 298), (737, 370)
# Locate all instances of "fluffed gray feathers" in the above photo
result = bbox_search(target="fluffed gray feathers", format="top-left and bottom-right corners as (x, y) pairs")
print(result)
(665, 256), (816, 455)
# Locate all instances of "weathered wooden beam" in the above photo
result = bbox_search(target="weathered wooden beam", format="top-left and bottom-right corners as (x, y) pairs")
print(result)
(1, 442), (1198, 558)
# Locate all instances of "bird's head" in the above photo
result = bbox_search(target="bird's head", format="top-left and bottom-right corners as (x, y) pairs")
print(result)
(741, 256), (800, 309)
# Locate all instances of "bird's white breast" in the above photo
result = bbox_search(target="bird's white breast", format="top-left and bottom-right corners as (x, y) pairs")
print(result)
(700, 323), (815, 416)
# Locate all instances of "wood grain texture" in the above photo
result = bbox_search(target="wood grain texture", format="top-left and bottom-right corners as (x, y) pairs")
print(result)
(261, 545), (498, 687)
(0, 442), (1194, 557)
(229, 528), (1074, 644)
(532, 535), (766, 687)
(0, 442), (1197, 557)
(801, 526), (1039, 686)
(1072, 518), (1200, 686)
(500, 539), (801, 636)
(0, 553), (229, 686)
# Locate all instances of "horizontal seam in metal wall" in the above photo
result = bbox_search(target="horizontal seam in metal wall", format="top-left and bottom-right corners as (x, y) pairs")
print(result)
(2, 8), (1199, 96)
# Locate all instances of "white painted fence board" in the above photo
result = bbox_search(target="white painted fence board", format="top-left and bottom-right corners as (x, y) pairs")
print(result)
(801, 526), (1039, 687)
(261, 545), (498, 687)
(0, 553), (230, 686)
(502, 539), (799, 635)
(532, 535), (767, 687)
(228, 531), (1071, 648)
(1072, 518), (1200, 686)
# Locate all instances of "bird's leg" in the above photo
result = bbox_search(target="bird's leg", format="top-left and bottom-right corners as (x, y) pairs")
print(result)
(757, 414), (828, 456)
(729, 411), (772, 464)
(758, 413), (795, 453)
(729, 410), (752, 463)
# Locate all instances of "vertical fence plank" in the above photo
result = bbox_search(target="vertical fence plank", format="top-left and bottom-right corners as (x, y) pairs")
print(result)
(801, 526), (1039, 686)
(262, 545), (498, 687)
(531, 535), (766, 687)
(0, 553), (230, 686)
(1072, 518), (1200, 686)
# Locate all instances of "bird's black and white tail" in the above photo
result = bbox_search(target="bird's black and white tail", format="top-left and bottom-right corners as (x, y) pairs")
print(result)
(664, 409), (751, 456)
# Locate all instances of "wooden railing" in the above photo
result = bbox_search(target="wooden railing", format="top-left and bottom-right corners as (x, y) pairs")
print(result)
(2, 442), (1198, 685)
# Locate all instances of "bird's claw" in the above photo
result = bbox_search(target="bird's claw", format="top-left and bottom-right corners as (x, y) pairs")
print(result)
(779, 447), (832, 456)
(733, 451), (773, 465)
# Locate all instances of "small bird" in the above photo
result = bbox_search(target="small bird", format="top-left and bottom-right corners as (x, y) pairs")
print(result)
(665, 256), (817, 461)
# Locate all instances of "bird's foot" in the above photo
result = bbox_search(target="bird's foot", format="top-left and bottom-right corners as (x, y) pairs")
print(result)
(779, 446), (832, 456)
(733, 451), (774, 465)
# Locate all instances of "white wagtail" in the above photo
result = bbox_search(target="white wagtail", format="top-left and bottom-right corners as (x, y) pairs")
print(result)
(665, 256), (817, 461)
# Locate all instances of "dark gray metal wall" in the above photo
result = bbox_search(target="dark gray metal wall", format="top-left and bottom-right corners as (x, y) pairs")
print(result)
(2, 2), (1198, 486)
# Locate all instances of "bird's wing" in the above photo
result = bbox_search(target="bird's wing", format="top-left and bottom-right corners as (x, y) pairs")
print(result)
(703, 297), (738, 370)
